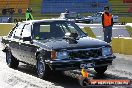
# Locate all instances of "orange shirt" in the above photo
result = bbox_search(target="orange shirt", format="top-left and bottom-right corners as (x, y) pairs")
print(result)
(103, 13), (112, 27)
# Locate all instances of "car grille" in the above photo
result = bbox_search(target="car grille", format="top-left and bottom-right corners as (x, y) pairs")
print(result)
(69, 49), (102, 59)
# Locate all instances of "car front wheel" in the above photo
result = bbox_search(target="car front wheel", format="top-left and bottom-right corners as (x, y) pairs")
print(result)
(94, 65), (108, 74)
(36, 54), (50, 79)
(6, 50), (19, 68)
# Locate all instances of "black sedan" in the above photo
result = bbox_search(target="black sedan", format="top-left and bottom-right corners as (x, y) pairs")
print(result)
(1, 19), (116, 79)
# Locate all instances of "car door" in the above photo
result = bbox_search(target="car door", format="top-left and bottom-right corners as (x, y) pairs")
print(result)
(19, 24), (37, 65)
(9, 23), (24, 60)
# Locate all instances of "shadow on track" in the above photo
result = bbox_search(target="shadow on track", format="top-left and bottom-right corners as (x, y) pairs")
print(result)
(17, 64), (81, 88)
(16, 64), (130, 88)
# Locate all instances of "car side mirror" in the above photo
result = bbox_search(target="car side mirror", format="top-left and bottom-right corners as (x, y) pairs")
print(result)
(23, 37), (33, 44)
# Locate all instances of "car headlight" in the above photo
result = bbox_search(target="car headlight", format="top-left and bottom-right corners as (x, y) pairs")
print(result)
(102, 47), (112, 56)
(56, 51), (69, 59)
(51, 51), (69, 60)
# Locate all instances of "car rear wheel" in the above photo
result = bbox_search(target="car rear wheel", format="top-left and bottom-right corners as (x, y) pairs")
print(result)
(6, 50), (19, 68)
(94, 65), (108, 74)
(36, 54), (50, 79)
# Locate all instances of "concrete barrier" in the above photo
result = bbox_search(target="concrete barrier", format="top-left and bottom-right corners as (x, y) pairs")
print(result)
(0, 23), (15, 36)
(112, 37), (132, 55)
(112, 37), (124, 53)
(126, 23), (132, 27)
(82, 27), (96, 38)
(122, 37), (132, 55)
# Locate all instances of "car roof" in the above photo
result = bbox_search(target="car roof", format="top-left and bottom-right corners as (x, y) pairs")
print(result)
(22, 19), (68, 24)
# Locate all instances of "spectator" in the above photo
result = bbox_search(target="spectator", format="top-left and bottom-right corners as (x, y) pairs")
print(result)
(25, 7), (34, 21)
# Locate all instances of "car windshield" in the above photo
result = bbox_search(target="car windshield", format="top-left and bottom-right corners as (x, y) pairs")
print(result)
(32, 21), (86, 40)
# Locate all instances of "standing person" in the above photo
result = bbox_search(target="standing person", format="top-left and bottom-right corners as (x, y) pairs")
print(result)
(25, 7), (34, 21)
(102, 6), (113, 43)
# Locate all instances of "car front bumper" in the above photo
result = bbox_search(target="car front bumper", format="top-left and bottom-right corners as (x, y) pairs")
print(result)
(46, 55), (116, 70)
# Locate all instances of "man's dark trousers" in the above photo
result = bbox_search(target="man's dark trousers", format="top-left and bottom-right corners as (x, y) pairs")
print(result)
(104, 26), (112, 43)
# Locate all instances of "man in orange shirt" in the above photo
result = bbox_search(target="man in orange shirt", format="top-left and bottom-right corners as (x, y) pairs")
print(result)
(102, 6), (113, 43)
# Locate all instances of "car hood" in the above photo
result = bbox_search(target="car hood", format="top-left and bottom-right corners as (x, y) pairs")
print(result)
(34, 37), (109, 50)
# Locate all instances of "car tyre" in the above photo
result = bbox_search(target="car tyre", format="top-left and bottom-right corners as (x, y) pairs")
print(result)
(94, 65), (108, 74)
(6, 50), (19, 68)
(36, 54), (50, 79)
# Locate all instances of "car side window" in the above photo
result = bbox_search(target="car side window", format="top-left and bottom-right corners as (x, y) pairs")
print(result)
(21, 24), (31, 38)
(13, 23), (24, 39)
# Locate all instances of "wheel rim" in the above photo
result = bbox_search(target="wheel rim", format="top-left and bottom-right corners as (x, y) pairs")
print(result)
(37, 57), (45, 76)
(6, 51), (12, 65)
